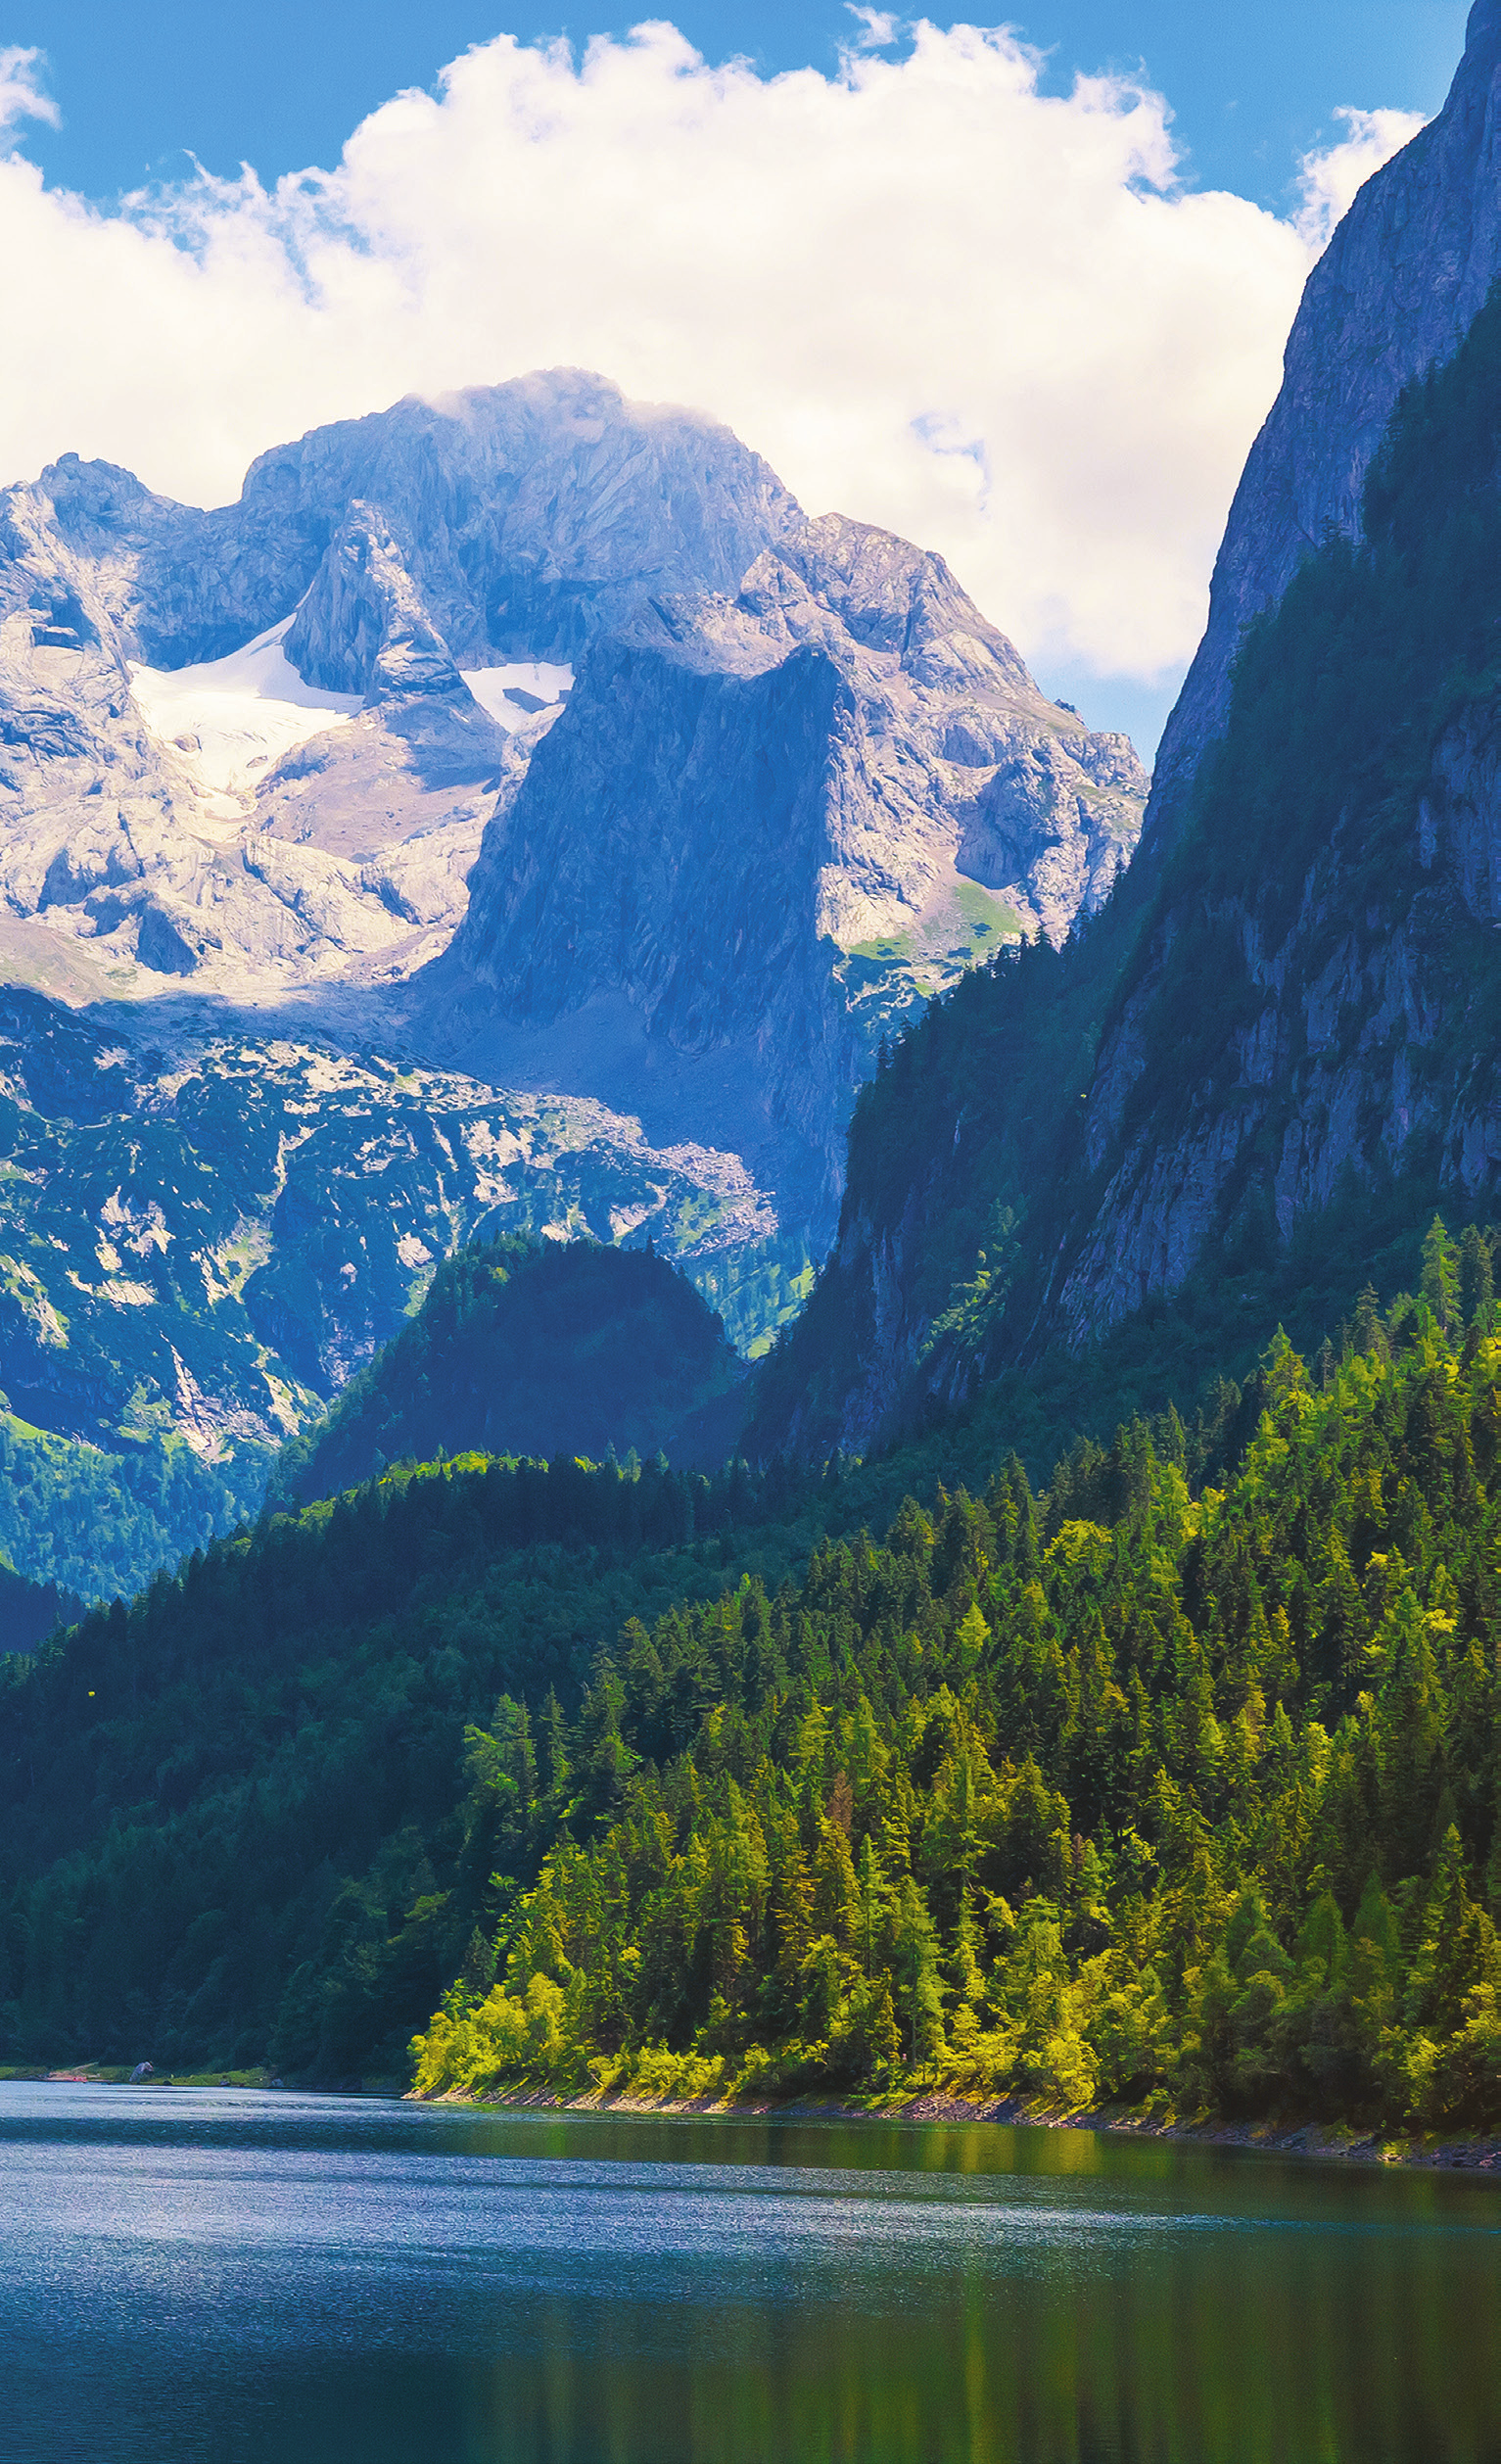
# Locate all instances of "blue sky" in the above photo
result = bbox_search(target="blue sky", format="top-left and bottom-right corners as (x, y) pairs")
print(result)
(9, 1), (1470, 209)
(0, 3), (1477, 754)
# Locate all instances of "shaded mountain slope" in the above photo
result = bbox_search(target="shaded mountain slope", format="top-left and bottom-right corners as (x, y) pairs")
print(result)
(0, 1560), (82, 1658)
(271, 1237), (745, 1508)
(446, 512), (1141, 1239)
(0, 1450), (793, 2079)
(1149, 0), (1501, 851)
(750, 15), (1501, 1461)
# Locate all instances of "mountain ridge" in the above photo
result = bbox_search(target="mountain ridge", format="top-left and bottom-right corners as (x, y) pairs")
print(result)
(747, 2), (1501, 1462)
(0, 370), (1146, 1593)
(269, 1234), (745, 1508)
(1148, 0), (1501, 853)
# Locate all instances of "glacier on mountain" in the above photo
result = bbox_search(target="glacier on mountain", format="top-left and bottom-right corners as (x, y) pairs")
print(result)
(0, 368), (1146, 1537)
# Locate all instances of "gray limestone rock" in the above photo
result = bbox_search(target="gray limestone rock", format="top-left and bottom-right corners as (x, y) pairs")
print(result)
(450, 510), (1144, 1236)
(0, 370), (806, 1009)
(0, 375), (1145, 1269)
(0, 368), (1148, 1484)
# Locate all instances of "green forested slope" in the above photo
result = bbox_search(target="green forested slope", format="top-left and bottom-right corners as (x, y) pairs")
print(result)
(0, 1410), (260, 1608)
(0, 1345), (1243, 2082)
(0, 1449), (812, 2079)
(9, 1234), (1501, 2130)
(0, 1557), (81, 1657)
(417, 1237), (1501, 2134)
(270, 1237), (745, 1510)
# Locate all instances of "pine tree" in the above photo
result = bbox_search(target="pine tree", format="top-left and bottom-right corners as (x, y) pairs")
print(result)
(1421, 1215), (1460, 1335)
(889, 1874), (946, 2071)
(1460, 1223), (1494, 1330)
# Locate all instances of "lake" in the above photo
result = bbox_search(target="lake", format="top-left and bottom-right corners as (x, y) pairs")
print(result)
(0, 2082), (1497, 2463)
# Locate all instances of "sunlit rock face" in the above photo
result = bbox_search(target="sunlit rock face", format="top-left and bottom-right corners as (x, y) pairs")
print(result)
(0, 370), (803, 1001)
(0, 366), (1144, 1250)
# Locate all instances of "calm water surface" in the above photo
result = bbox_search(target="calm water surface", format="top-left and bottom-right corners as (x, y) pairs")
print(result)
(0, 2082), (1498, 2464)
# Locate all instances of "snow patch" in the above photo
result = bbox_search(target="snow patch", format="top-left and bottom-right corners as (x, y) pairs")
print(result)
(459, 661), (573, 730)
(129, 617), (361, 799)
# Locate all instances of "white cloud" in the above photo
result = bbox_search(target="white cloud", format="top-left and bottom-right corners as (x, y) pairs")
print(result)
(1295, 106), (1428, 251)
(845, 7), (902, 48)
(0, 22), (1418, 698)
(0, 46), (58, 141)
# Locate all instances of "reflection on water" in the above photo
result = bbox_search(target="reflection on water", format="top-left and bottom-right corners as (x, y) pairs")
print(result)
(0, 2085), (1497, 2464)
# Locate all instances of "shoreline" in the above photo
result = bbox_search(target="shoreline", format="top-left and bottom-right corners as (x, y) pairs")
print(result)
(12, 2066), (1496, 2172)
(423, 2081), (1501, 2176)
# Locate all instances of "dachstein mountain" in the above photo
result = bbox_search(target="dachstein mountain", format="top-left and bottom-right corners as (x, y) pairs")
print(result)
(0, 370), (1142, 1219)
(751, 0), (1501, 1458)
(0, 371), (800, 999)
(0, 370), (1143, 1591)
(441, 508), (1143, 1232)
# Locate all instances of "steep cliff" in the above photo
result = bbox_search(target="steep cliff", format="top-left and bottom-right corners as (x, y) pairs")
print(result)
(750, 2), (1501, 1458)
(449, 513), (1142, 1234)
(1149, 0), (1501, 847)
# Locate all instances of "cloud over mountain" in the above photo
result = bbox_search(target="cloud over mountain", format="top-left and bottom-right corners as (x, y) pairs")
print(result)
(0, 20), (1419, 693)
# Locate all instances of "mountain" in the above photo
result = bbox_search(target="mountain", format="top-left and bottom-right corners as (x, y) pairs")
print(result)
(0, 989), (773, 1600)
(270, 1235), (744, 1508)
(0, 370), (1144, 1591)
(750, 0), (1501, 1459)
(443, 510), (1143, 1234)
(0, 369), (798, 1005)
(0, 366), (1140, 1109)
(1148, 0), (1501, 852)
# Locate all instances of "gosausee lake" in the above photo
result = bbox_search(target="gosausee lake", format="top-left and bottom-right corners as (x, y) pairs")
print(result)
(1, 2081), (1498, 2462)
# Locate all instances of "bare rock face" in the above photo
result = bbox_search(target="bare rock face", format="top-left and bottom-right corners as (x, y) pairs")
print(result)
(453, 510), (1143, 1232)
(0, 367), (1148, 1538)
(1043, 4), (1501, 1348)
(1148, 0), (1501, 851)
(746, 6), (1501, 1461)
(27, 367), (801, 678)
(0, 371), (803, 1004)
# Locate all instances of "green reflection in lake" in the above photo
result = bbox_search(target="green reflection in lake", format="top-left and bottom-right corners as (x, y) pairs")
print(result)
(1, 2086), (1497, 2464)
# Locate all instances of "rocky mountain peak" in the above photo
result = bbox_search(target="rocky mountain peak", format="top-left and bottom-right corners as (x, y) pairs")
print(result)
(447, 501), (1146, 1240)
(232, 367), (805, 686)
(0, 372), (821, 1009)
(0, 371), (1149, 1491)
